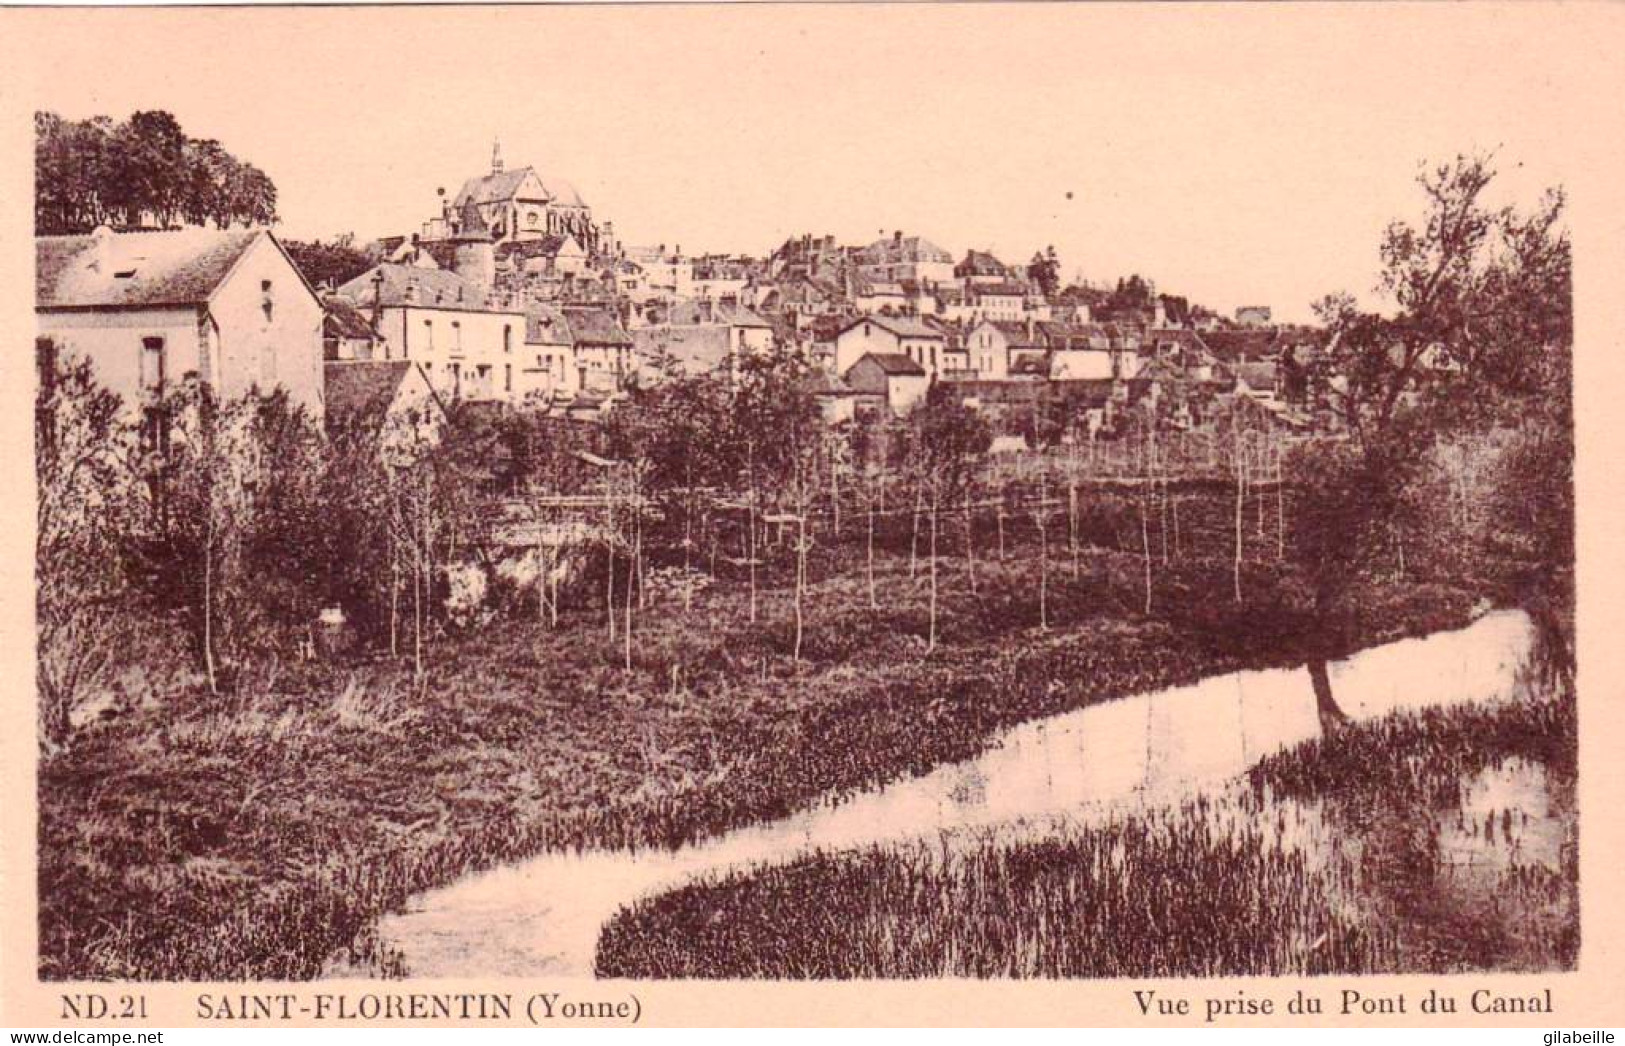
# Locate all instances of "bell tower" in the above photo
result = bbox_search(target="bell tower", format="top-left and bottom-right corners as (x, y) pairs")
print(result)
(491, 138), (504, 175)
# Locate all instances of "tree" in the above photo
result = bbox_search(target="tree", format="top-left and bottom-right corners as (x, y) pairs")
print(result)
(34, 109), (279, 233)
(909, 395), (992, 650)
(1027, 246), (1061, 297)
(35, 346), (140, 749)
(1299, 151), (1571, 651)
(283, 235), (374, 289)
(725, 352), (823, 630)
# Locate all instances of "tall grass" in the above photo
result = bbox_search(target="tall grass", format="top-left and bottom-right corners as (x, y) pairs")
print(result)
(38, 541), (1478, 980)
(595, 693), (1577, 979)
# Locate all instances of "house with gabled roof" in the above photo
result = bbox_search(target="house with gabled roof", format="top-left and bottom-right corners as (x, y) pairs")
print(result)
(323, 359), (445, 448)
(36, 225), (325, 423)
(834, 314), (949, 377)
(843, 352), (929, 416)
(337, 208), (527, 405)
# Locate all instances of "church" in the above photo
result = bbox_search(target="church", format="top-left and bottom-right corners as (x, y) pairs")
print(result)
(420, 142), (613, 257)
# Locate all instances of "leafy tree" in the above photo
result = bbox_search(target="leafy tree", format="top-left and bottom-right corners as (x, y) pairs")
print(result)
(35, 346), (140, 749)
(1027, 246), (1061, 297)
(35, 109), (278, 233)
(283, 235), (376, 290)
(1298, 152), (1571, 648)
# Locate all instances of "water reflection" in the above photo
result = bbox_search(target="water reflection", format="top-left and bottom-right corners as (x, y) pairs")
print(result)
(374, 610), (1536, 978)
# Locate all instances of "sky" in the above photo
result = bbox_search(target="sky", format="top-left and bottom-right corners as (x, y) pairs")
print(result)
(11, 3), (1606, 323)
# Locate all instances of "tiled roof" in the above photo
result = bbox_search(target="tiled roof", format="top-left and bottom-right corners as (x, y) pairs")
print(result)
(855, 352), (927, 376)
(337, 263), (495, 312)
(984, 320), (1043, 349)
(323, 360), (436, 435)
(323, 296), (377, 340)
(802, 370), (855, 396)
(452, 166), (587, 210)
(37, 227), (264, 309)
(560, 305), (632, 346)
(859, 235), (953, 264)
(658, 300), (773, 328)
(840, 314), (946, 340)
(496, 235), (573, 263)
(525, 304), (573, 346)
(958, 249), (1011, 276)
(632, 324), (732, 377)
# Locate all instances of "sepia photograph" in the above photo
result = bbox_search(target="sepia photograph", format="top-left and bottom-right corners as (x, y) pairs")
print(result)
(2, 0), (1621, 1029)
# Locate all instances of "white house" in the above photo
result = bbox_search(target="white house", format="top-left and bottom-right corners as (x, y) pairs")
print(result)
(522, 305), (580, 402)
(1050, 349), (1119, 380)
(36, 225), (325, 422)
(337, 262), (527, 404)
(834, 315), (949, 377)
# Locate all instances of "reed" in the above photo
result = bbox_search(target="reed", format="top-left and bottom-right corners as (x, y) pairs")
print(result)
(595, 694), (1577, 979)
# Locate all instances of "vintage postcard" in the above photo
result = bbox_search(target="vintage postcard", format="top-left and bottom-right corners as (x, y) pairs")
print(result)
(1, 1), (1623, 1029)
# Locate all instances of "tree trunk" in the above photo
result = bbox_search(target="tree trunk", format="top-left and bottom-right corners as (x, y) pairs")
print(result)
(909, 482), (923, 578)
(867, 488), (878, 610)
(928, 489), (939, 652)
(830, 452), (841, 537)
(1068, 482), (1080, 578)
(795, 516), (807, 662)
(1140, 493), (1153, 615)
(1276, 448), (1286, 562)
(1309, 659), (1350, 733)
(964, 481), (978, 595)
(624, 519), (636, 673)
(1233, 430), (1245, 603)
(1037, 507), (1049, 632)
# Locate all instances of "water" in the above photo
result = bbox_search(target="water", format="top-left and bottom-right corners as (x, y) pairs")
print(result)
(374, 609), (1536, 978)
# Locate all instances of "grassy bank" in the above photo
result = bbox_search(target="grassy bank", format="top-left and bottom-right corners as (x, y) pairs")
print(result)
(39, 541), (1477, 980)
(594, 691), (1576, 979)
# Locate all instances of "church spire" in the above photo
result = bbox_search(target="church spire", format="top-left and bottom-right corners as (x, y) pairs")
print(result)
(491, 138), (504, 175)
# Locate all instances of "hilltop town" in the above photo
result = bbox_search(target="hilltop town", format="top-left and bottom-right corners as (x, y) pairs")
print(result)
(37, 141), (1338, 445)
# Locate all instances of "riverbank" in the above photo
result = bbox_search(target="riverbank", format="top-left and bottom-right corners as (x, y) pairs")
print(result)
(39, 547), (1479, 980)
(595, 684), (1577, 978)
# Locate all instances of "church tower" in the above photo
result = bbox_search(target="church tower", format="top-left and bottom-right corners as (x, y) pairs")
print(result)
(491, 138), (504, 175)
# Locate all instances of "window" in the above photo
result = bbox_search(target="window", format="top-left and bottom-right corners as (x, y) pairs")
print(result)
(423, 319), (434, 350)
(451, 320), (462, 353)
(141, 336), (166, 394)
(505, 364), (512, 393)
(261, 279), (274, 323)
(504, 325), (512, 354)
